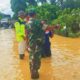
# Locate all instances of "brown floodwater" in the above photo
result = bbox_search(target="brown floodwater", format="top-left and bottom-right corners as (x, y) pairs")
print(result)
(0, 29), (80, 80)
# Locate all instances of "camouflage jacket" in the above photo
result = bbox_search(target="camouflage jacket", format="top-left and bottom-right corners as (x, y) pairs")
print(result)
(26, 18), (45, 49)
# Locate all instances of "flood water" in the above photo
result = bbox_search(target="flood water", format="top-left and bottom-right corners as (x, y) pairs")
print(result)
(0, 29), (80, 80)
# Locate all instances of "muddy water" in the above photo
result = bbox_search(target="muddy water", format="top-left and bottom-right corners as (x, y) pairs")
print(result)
(51, 35), (80, 80)
(0, 29), (80, 80)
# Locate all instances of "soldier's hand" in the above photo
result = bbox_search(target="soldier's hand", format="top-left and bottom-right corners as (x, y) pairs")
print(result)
(26, 46), (31, 52)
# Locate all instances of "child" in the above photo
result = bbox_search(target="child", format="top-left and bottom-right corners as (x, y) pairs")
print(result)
(41, 21), (54, 57)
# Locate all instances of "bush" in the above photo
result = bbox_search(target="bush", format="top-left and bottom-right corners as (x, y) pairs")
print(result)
(52, 8), (80, 37)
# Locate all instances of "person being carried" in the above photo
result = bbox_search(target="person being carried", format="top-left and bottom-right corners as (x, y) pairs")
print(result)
(41, 21), (60, 57)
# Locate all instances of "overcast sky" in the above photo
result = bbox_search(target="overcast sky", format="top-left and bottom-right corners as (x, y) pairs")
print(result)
(0, 0), (13, 15)
(0, 0), (50, 16)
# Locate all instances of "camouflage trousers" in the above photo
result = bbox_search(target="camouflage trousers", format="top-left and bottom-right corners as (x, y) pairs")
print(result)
(29, 45), (42, 77)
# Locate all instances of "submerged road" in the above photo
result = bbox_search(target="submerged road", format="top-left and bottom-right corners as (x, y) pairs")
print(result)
(0, 29), (80, 80)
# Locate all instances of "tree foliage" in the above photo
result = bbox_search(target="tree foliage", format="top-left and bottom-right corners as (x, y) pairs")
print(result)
(37, 0), (47, 4)
(26, 0), (37, 6)
(11, 0), (27, 14)
(0, 12), (3, 20)
(10, 0), (80, 37)
(57, 0), (80, 9)
(37, 4), (59, 23)
(50, 0), (56, 4)
(52, 8), (80, 37)
(26, 4), (60, 24)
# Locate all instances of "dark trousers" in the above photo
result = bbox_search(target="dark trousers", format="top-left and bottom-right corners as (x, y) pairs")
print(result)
(42, 42), (51, 57)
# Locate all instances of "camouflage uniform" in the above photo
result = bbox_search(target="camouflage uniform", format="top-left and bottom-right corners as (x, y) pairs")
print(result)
(26, 18), (45, 79)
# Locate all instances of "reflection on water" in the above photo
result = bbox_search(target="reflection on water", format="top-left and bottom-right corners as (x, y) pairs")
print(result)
(0, 29), (80, 80)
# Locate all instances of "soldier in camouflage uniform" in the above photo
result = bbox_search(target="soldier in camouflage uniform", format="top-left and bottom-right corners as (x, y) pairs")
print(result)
(26, 9), (45, 79)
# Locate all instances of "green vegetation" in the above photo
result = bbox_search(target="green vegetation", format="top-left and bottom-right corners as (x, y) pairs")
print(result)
(52, 8), (80, 37)
(0, 12), (3, 20)
(11, 0), (80, 37)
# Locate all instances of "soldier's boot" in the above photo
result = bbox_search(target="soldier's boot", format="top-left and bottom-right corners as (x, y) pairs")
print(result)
(31, 70), (39, 79)
(19, 54), (24, 59)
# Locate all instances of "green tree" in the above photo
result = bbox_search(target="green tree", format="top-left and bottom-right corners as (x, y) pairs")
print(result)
(0, 12), (2, 20)
(57, 0), (64, 9)
(62, 0), (80, 9)
(50, 0), (56, 4)
(38, 0), (47, 4)
(36, 4), (60, 23)
(11, 0), (27, 14)
(26, 0), (37, 6)
(52, 8), (80, 37)
(57, 0), (80, 9)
